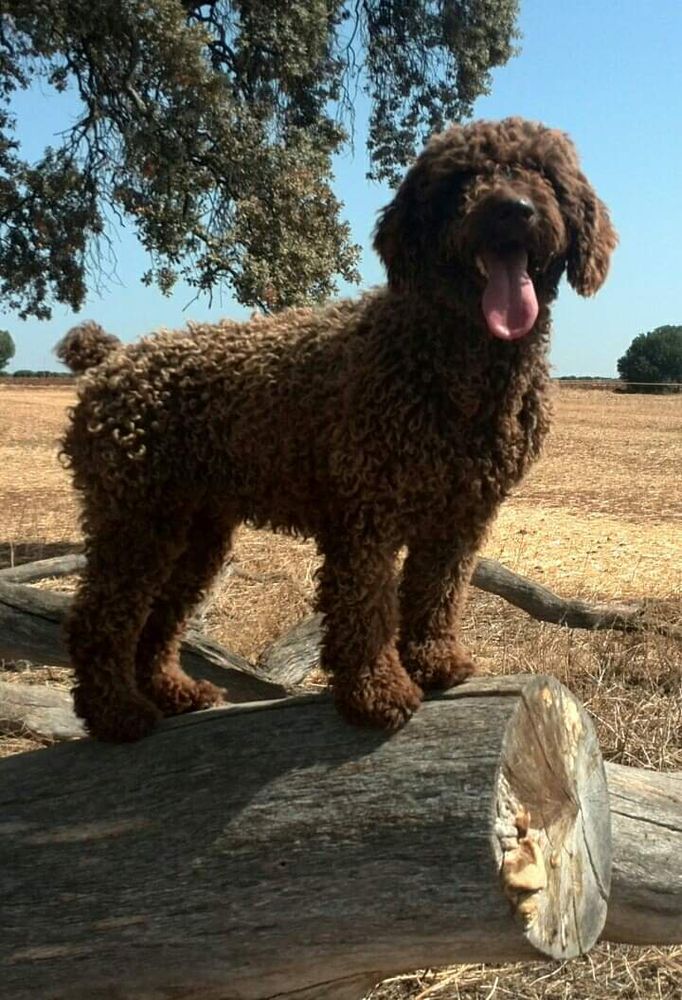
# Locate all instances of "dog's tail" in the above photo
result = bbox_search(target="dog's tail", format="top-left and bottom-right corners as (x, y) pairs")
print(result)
(55, 322), (121, 374)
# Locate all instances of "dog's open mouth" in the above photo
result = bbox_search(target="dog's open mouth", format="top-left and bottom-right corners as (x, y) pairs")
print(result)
(478, 247), (539, 341)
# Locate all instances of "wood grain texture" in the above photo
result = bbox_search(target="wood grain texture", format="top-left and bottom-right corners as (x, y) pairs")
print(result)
(258, 610), (324, 686)
(604, 762), (682, 945)
(0, 676), (610, 1000)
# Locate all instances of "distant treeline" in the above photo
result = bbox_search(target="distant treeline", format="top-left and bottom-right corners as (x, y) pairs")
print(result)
(3, 372), (679, 393)
(556, 375), (617, 381)
(7, 370), (72, 378)
(555, 376), (680, 394)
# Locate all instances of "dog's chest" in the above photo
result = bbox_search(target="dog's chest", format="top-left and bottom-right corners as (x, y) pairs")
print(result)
(391, 379), (548, 513)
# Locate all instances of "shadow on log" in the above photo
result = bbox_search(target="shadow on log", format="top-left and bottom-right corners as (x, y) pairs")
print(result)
(0, 675), (613, 999)
(3, 680), (680, 949)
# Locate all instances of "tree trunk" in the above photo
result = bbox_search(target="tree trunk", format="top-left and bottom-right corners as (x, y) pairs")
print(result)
(469, 560), (678, 637)
(0, 553), (85, 584)
(0, 675), (611, 1000)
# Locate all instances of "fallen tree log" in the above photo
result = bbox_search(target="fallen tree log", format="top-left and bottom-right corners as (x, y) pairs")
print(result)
(0, 578), (288, 702)
(469, 560), (679, 637)
(0, 553), (84, 584)
(3, 554), (678, 689)
(0, 675), (613, 1000)
(603, 763), (682, 945)
(258, 610), (326, 687)
(0, 679), (84, 741)
(3, 667), (681, 941)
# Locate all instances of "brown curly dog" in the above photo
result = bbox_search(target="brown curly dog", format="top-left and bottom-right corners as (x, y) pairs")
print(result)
(57, 117), (617, 742)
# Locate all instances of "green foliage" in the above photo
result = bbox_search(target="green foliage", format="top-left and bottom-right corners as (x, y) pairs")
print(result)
(0, 0), (520, 319)
(617, 325), (682, 393)
(0, 328), (15, 370)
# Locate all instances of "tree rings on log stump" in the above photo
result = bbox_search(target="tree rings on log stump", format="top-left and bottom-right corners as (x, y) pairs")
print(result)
(493, 676), (611, 957)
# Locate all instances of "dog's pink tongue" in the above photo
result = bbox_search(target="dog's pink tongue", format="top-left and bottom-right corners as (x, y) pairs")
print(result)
(482, 250), (539, 340)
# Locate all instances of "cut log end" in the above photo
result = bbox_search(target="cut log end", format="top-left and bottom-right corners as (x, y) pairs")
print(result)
(494, 676), (611, 959)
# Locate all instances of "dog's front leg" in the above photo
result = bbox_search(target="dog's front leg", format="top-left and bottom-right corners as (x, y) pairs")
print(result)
(317, 538), (423, 730)
(398, 536), (479, 690)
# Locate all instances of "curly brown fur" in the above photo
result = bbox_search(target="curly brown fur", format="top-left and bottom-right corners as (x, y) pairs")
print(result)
(58, 117), (617, 741)
(56, 322), (121, 374)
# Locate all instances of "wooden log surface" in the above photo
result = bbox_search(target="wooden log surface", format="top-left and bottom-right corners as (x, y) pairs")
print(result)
(258, 610), (325, 687)
(0, 680), (84, 741)
(0, 675), (611, 1000)
(0, 577), (288, 702)
(603, 763), (682, 945)
(3, 672), (679, 946)
(0, 553), (85, 584)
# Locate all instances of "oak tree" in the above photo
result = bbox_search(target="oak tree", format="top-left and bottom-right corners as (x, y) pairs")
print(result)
(0, 1), (520, 319)
(617, 325), (682, 392)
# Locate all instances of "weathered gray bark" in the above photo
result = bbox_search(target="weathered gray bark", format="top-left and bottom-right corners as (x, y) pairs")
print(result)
(0, 553), (84, 583)
(0, 676), (611, 1000)
(470, 560), (680, 638)
(0, 577), (288, 701)
(603, 763), (682, 945)
(0, 679), (84, 741)
(258, 610), (325, 686)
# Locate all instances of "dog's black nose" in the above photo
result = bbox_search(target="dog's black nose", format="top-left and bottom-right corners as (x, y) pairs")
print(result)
(498, 196), (536, 221)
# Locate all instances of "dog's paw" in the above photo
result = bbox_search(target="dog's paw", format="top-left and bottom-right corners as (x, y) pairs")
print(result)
(142, 674), (226, 717)
(333, 661), (423, 731)
(73, 685), (163, 743)
(401, 639), (477, 691)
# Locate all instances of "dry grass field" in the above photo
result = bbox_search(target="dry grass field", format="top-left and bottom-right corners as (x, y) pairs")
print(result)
(1, 381), (680, 998)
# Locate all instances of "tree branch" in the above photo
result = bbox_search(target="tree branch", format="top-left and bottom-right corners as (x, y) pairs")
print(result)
(0, 679), (83, 742)
(470, 558), (681, 639)
(2, 553), (676, 637)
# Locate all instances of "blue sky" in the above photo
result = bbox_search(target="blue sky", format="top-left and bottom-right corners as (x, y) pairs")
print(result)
(5, 0), (682, 375)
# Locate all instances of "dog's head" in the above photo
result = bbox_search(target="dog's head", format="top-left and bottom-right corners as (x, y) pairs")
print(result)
(373, 117), (617, 340)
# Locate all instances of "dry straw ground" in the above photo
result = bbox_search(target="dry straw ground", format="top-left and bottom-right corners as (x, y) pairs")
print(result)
(1, 381), (680, 998)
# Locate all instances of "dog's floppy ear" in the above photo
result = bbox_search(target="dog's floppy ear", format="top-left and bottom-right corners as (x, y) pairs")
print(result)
(373, 146), (471, 290)
(373, 164), (425, 292)
(565, 180), (618, 297)
(536, 127), (618, 297)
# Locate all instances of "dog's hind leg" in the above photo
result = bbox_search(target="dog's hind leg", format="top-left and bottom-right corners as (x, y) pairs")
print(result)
(398, 534), (481, 690)
(317, 537), (423, 730)
(67, 498), (196, 742)
(134, 503), (236, 718)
